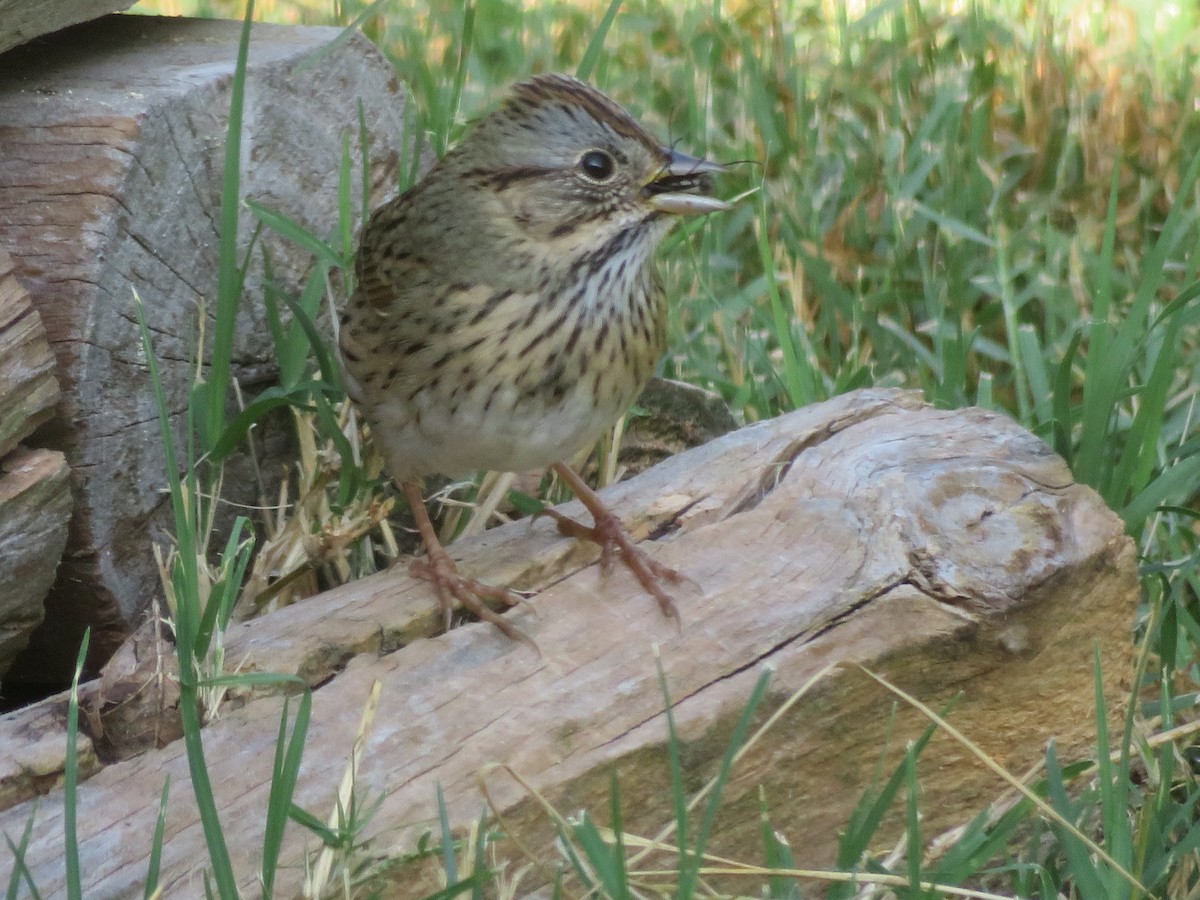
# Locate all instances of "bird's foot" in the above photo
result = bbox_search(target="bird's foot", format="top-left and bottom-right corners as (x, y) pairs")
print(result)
(401, 479), (534, 648)
(408, 545), (534, 648)
(537, 505), (682, 624)
(546, 462), (684, 626)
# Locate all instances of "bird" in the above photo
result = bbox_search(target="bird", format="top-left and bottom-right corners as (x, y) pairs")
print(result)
(339, 72), (730, 641)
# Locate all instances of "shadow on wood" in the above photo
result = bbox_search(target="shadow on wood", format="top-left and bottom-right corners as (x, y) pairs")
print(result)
(0, 0), (137, 55)
(0, 389), (1137, 897)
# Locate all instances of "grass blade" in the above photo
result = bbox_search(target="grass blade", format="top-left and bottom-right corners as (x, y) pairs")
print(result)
(4, 812), (43, 900)
(261, 691), (313, 894)
(576, 0), (622, 83)
(687, 667), (772, 889)
(244, 199), (345, 270)
(134, 291), (239, 899)
(904, 745), (922, 893)
(437, 783), (457, 883)
(64, 630), (90, 900)
(144, 777), (171, 899)
(655, 655), (690, 896)
(203, 0), (256, 451)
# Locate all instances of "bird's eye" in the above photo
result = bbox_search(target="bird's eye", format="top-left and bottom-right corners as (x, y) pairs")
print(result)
(578, 149), (616, 182)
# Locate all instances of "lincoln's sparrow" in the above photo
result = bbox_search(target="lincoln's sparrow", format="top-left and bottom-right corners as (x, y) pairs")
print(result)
(340, 73), (729, 640)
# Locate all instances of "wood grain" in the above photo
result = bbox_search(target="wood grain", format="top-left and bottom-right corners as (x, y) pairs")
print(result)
(0, 448), (71, 681)
(0, 389), (1137, 898)
(0, 248), (59, 460)
(0, 15), (410, 680)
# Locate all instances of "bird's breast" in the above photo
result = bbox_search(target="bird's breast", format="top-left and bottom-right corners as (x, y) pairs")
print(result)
(347, 256), (667, 480)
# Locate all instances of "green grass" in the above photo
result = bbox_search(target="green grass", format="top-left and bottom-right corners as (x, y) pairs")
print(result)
(28, 0), (1200, 895)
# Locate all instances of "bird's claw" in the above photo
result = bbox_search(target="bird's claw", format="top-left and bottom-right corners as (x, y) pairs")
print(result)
(538, 505), (683, 627)
(409, 548), (537, 650)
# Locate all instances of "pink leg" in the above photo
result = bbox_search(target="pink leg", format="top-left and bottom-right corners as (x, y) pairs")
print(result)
(543, 462), (682, 625)
(402, 481), (533, 646)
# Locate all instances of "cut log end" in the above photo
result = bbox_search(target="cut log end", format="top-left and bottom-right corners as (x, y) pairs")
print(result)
(0, 14), (411, 685)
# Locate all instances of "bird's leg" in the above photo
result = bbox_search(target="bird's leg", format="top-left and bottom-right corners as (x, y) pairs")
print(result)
(401, 480), (532, 645)
(542, 462), (682, 624)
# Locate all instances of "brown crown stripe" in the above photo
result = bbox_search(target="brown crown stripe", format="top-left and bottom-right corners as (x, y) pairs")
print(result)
(505, 74), (657, 149)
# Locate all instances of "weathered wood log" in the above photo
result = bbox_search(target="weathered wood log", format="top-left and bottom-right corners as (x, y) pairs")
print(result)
(0, 390), (1137, 898)
(0, 248), (60, 459)
(0, 15), (410, 683)
(0, 247), (68, 680)
(0, 0), (136, 55)
(0, 448), (72, 683)
(0, 247), (59, 458)
(0, 672), (100, 814)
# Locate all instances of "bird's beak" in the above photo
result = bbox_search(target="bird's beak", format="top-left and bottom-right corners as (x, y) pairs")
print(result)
(644, 148), (733, 216)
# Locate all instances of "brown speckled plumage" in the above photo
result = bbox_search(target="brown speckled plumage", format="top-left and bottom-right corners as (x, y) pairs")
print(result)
(340, 73), (729, 639)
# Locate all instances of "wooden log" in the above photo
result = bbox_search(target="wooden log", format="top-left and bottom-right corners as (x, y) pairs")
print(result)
(0, 248), (60, 460)
(0, 448), (71, 683)
(0, 15), (410, 682)
(0, 242), (70, 708)
(0, 0), (136, 55)
(0, 674), (100, 813)
(0, 389), (1137, 898)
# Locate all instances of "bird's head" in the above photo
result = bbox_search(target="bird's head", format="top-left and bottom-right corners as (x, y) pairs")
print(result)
(445, 73), (730, 250)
